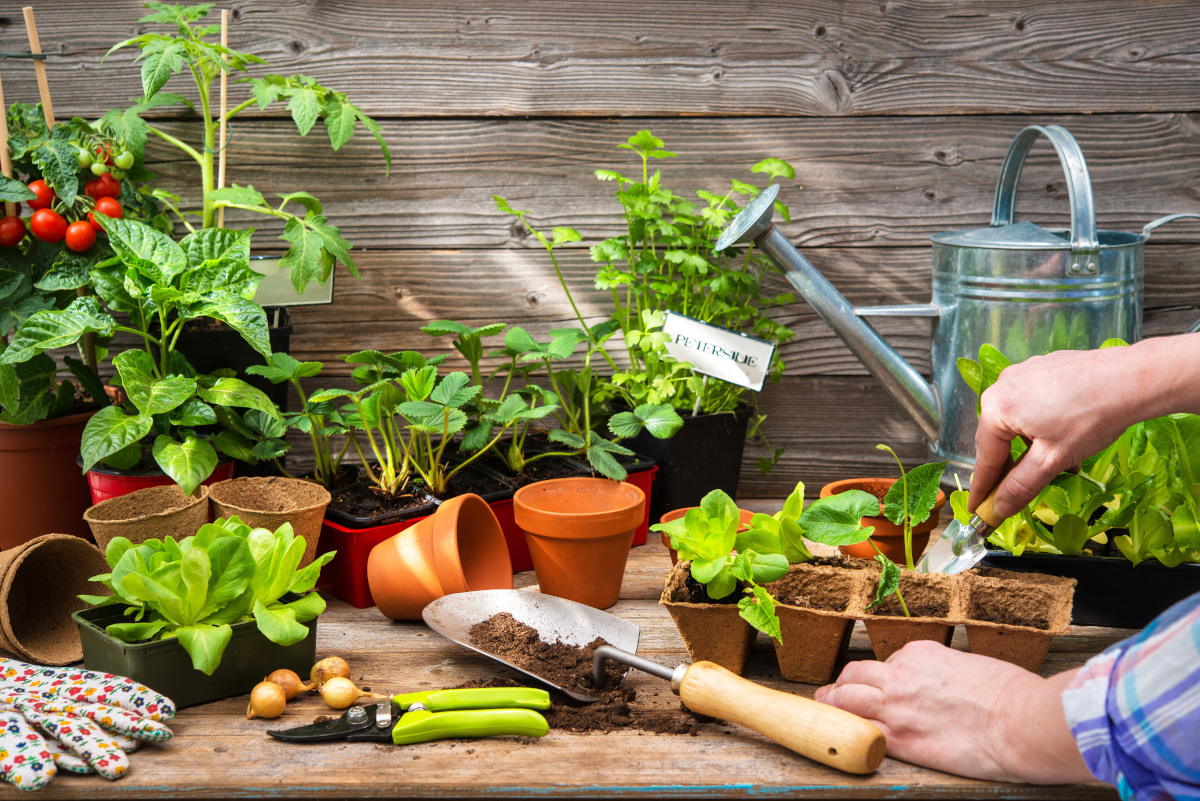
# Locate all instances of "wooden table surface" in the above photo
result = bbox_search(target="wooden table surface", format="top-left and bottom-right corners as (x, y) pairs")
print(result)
(26, 509), (1126, 800)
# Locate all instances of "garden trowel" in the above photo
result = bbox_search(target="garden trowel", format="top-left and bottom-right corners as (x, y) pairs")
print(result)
(423, 590), (886, 774)
(918, 449), (1023, 574)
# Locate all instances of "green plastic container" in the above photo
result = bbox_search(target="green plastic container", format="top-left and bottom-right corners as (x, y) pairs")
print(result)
(72, 596), (318, 708)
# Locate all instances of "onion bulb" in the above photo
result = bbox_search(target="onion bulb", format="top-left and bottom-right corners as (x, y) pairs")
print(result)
(246, 681), (287, 720)
(309, 656), (351, 690)
(319, 676), (390, 710)
(265, 668), (310, 700)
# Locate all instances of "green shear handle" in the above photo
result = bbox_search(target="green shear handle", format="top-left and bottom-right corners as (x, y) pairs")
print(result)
(391, 708), (549, 745)
(394, 688), (551, 712)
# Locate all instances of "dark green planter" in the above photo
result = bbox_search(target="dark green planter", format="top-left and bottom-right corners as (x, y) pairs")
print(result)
(72, 596), (317, 708)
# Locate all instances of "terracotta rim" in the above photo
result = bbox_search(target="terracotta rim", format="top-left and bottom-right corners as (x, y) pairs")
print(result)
(514, 477), (645, 534)
(430, 493), (511, 595)
(0, 409), (97, 432)
(819, 477), (946, 517)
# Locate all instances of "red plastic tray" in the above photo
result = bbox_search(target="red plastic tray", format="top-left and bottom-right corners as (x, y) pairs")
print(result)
(315, 513), (429, 609)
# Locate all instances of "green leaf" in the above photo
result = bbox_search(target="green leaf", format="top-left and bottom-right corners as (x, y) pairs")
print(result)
(799, 490), (879, 546)
(867, 555), (902, 610)
(1047, 513), (1091, 556)
(210, 184), (267, 208)
(273, 591), (326, 623)
(95, 216), (188, 284)
(278, 217), (325, 295)
(180, 227), (253, 270)
(152, 435), (218, 496)
(751, 158), (796, 181)
(197, 377), (281, 418)
(180, 546), (212, 621)
(881, 460), (948, 528)
(352, 107), (392, 176)
(0, 176), (37, 204)
(705, 568), (737, 600)
(690, 556), (727, 585)
(116, 350), (196, 416)
(287, 87), (322, 136)
(278, 191), (324, 216)
(140, 38), (187, 98)
(31, 140), (80, 206)
(431, 372), (478, 408)
(750, 552), (789, 584)
(176, 623), (233, 675)
(80, 406), (153, 471)
(608, 403), (684, 440)
(323, 99), (357, 150)
(738, 585), (782, 642)
(246, 352), (323, 384)
(169, 397), (217, 426)
(184, 292), (270, 358)
(105, 619), (170, 642)
(253, 599), (311, 646)
(0, 297), (114, 364)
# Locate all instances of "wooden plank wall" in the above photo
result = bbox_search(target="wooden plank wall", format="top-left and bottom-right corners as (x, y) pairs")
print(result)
(5, 1), (1200, 496)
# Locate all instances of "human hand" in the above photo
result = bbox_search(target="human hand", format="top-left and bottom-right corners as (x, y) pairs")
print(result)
(814, 641), (1091, 784)
(969, 347), (1138, 520)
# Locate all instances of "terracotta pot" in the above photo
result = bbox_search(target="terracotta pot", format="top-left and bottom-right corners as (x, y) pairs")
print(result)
(0, 412), (95, 547)
(209, 477), (331, 567)
(766, 563), (869, 684)
(659, 507), (756, 566)
(861, 570), (958, 660)
(660, 561), (756, 674)
(367, 493), (512, 620)
(514, 477), (645, 609)
(85, 459), (235, 504)
(0, 534), (108, 665)
(83, 484), (211, 553)
(962, 568), (1075, 673)
(819, 478), (946, 564)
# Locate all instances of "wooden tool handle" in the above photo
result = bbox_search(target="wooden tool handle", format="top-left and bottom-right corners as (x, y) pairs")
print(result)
(678, 661), (886, 774)
(973, 447), (1026, 528)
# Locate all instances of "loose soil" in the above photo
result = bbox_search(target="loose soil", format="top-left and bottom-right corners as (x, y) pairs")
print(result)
(868, 572), (951, 618)
(769, 569), (855, 612)
(466, 613), (711, 735)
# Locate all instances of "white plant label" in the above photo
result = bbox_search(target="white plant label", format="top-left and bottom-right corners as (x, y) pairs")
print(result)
(661, 312), (776, 392)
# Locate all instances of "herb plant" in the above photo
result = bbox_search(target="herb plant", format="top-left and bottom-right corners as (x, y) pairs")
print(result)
(81, 516), (334, 675)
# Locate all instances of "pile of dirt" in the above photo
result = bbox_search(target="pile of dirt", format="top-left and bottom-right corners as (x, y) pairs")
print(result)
(466, 613), (712, 735)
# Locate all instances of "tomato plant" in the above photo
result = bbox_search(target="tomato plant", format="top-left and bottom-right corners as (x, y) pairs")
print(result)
(29, 208), (67, 243)
(26, 180), (54, 211)
(64, 221), (97, 252)
(0, 216), (25, 247)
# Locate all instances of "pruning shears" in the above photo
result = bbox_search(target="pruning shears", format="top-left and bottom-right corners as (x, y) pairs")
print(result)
(266, 687), (551, 745)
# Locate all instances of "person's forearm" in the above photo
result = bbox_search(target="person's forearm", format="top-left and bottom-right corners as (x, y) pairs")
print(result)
(1126, 332), (1200, 422)
(996, 669), (1093, 784)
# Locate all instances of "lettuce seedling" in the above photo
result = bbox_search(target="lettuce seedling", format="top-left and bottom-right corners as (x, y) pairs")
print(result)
(81, 516), (334, 675)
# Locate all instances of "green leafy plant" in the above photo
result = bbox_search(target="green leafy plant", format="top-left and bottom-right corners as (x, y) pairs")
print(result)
(0, 216), (283, 492)
(81, 516), (334, 675)
(105, 1), (390, 293)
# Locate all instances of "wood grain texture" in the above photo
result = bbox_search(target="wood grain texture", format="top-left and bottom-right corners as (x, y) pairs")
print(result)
(1, 1), (1199, 118)
(26, 542), (1123, 800)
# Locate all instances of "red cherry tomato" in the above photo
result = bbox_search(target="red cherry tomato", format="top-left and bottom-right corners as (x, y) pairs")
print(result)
(65, 220), (97, 252)
(29, 208), (68, 243)
(85, 173), (121, 200)
(27, 180), (55, 211)
(88, 197), (123, 232)
(94, 144), (114, 166)
(0, 216), (25, 247)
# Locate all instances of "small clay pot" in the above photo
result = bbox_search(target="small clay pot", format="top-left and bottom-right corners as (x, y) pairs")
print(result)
(514, 477), (645, 609)
(962, 568), (1075, 673)
(820, 478), (946, 564)
(660, 561), (756, 675)
(0, 534), (108, 665)
(860, 570), (958, 661)
(659, 506), (756, 566)
(209, 476), (331, 567)
(766, 563), (868, 684)
(367, 493), (512, 620)
(83, 484), (211, 553)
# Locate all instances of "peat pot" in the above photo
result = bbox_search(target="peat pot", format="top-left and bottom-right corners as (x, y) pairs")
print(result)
(83, 484), (211, 552)
(514, 478), (645, 609)
(209, 477), (331, 567)
(659, 560), (756, 675)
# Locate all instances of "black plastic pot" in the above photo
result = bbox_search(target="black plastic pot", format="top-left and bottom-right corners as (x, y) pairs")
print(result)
(980, 550), (1200, 628)
(628, 404), (751, 522)
(72, 594), (317, 708)
(171, 306), (292, 413)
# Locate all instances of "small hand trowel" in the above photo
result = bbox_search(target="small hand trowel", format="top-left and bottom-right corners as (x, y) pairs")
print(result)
(918, 449), (1023, 574)
(423, 590), (886, 774)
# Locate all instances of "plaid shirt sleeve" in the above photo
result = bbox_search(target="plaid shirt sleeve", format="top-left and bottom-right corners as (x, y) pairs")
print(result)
(1061, 592), (1200, 801)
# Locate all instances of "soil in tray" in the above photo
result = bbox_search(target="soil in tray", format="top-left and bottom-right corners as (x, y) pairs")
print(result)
(869, 573), (950, 618)
(477, 453), (586, 488)
(466, 613), (710, 735)
(427, 467), (510, 501)
(327, 471), (430, 520)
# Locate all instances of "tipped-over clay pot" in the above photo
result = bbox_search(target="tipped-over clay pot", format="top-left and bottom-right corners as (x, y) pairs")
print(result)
(514, 477), (645, 609)
(367, 493), (512, 620)
(820, 478), (945, 564)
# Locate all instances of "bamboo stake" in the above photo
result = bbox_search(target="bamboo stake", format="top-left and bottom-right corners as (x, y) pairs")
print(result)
(25, 7), (97, 374)
(0, 72), (14, 218)
(216, 9), (229, 228)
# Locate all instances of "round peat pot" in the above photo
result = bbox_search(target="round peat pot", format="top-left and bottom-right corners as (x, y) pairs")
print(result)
(659, 507), (756, 566)
(367, 493), (512, 620)
(84, 458), (235, 504)
(514, 478), (646, 609)
(0, 534), (108, 665)
(83, 484), (211, 552)
(0, 412), (96, 546)
(209, 477), (331, 567)
(820, 478), (945, 564)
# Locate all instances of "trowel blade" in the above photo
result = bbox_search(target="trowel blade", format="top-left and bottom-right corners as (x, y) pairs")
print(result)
(917, 517), (990, 574)
(421, 590), (640, 703)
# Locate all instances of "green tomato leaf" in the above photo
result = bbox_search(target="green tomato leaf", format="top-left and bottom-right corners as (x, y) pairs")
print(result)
(31, 141), (80, 206)
(278, 216), (325, 295)
(0, 175), (37, 204)
(0, 297), (114, 364)
(180, 227), (253, 270)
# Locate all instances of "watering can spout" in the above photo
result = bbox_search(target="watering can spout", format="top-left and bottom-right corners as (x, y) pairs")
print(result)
(716, 184), (940, 443)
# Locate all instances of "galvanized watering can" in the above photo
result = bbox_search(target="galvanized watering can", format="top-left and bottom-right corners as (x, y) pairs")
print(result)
(716, 124), (1200, 483)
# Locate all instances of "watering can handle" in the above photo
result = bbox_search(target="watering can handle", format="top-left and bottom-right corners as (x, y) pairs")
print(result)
(1141, 213), (1200, 334)
(991, 124), (1100, 266)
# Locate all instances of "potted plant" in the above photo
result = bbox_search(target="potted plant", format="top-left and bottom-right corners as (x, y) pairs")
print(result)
(495, 130), (796, 522)
(74, 515), (334, 708)
(0, 216), (284, 501)
(957, 341), (1200, 628)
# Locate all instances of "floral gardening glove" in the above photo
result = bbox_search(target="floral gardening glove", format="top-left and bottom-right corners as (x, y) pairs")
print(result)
(0, 710), (57, 790)
(0, 659), (175, 722)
